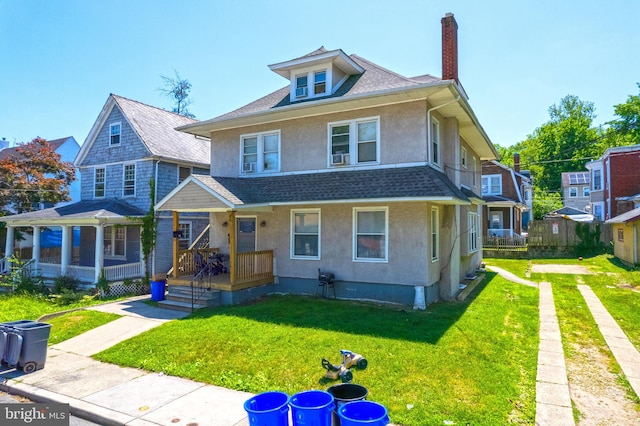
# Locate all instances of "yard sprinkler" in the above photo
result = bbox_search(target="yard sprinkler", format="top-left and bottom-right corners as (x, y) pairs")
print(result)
(321, 349), (368, 383)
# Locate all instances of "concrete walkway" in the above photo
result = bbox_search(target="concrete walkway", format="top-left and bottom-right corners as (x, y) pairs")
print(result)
(578, 285), (640, 398)
(535, 282), (574, 425)
(1, 297), (252, 426)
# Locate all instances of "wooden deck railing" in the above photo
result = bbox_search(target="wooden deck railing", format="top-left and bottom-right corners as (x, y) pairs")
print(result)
(236, 250), (273, 283)
(483, 235), (528, 251)
(176, 248), (220, 276)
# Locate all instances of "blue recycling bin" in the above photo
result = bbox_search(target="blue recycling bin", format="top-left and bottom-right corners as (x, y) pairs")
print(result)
(337, 401), (389, 426)
(290, 389), (334, 426)
(244, 391), (290, 426)
(150, 279), (166, 301)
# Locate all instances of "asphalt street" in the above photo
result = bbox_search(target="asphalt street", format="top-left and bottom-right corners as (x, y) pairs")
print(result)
(0, 391), (99, 425)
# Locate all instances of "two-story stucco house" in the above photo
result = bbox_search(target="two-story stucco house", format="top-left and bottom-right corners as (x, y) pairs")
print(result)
(156, 13), (498, 307)
(560, 171), (590, 212)
(1, 94), (210, 283)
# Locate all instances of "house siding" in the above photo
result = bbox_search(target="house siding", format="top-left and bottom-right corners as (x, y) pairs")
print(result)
(210, 101), (431, 177)
(610, 153), (640, 219)
(613, 223), (639, 265)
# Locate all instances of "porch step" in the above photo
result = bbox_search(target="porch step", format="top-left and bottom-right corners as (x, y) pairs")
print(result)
(158, 285), (221, 312)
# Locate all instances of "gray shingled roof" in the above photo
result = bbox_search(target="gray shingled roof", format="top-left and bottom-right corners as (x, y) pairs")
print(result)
(214, 50), (442, 121)
(112, 95), (210, 166)
(606, 207), (640, 224)
(0, 199), (145, 224)
(192, 166), (469, 206)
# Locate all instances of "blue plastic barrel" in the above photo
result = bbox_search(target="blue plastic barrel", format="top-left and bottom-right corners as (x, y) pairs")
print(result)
(337, 401), (390, 426)
(244, 391), (290, 426)
(150, 280), (166, 301)
(290, 389), (334, 425)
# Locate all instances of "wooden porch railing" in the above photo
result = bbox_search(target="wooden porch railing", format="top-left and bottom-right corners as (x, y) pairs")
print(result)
(236, 250), (273, 283)
(175, 248), (220, 277)
(483, 235), (528, 251)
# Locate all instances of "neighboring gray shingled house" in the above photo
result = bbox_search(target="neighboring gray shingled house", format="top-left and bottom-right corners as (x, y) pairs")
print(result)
(2, 94), (210, 283)
(156, 13), (498, 306)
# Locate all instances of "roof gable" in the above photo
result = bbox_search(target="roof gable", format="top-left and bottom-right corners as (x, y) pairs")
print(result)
(76, 94), (210, 167)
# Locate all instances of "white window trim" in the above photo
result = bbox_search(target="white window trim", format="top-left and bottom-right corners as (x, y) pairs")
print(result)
(104, 226), (126, 260)
(592, 167), (603, 191)
(482, 174), (502, 196)
(290, 208), (321, 260)
(431, 117), (441, 168)
(461, 146), (467, 169)
(569, 187), (577, 198)
(328, 116), (380, 167)
(94, 167), (105, 199)
(468, 212), (478, 253)
(431, 207), (439, 262)
(582, 187), (590, 197)
(472, 156), (477, 187)
(123, 163), (136, 197)
(352, 207), (388, 263)
(109, 122), (121, 146)
(290, 65), (331, 101)
(239, 130), (281, 175)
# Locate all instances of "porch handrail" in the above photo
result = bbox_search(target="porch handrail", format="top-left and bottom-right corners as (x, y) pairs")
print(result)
(0, 256), (8, 274)
(167, 226), (211, 277)
(235, 250), (273, 283)
(174, 248), (220, 277)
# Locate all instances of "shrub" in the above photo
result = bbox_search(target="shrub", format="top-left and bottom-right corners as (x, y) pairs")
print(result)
(53, 275), (80, 293)
(49, 289), (91, 305)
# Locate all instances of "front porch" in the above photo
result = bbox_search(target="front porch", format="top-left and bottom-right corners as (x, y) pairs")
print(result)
(168, 246), (274, 292)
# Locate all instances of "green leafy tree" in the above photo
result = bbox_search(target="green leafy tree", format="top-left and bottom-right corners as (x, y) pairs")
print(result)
(532, 191), (563, 220)
(608, 83), (640, 146)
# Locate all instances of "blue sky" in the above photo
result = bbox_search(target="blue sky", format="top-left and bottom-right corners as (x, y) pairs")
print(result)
(1, 0), (638, 149)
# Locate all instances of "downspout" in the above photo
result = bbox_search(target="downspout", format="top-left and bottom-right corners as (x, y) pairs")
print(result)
(427, 95), (461, 164)
(152, 160), (160, 276)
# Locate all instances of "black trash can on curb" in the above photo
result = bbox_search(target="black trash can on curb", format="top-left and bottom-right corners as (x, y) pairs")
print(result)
(0, 320), (51, 373)
(327, 383), (369, 426)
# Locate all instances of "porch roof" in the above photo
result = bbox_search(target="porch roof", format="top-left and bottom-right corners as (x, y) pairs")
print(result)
(0, 199), (146, 226)
(155, 165), (471, 212)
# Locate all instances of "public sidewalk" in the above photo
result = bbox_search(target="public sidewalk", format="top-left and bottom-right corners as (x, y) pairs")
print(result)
(0, 297), (253, 426)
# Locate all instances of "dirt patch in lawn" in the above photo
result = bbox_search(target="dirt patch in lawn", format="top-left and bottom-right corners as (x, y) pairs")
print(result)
(531, 264), (592, 274)
(567, 343), (640, 425)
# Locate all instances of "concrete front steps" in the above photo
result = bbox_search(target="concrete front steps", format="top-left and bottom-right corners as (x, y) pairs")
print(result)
(158, 285), (221, 312)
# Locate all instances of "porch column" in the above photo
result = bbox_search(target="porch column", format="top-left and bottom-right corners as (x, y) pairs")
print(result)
(60, 225), (71, 275)
(32, 226), (41, 269)
(173, 211), (179, 277)
(510, 206), (514, 237)
(4, 225), (14, 273)
(95, 225), (104, 283)
(228, 210), (236, 284)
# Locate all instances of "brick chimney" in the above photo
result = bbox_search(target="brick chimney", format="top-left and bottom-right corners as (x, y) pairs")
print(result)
(441, 12), (459, 84)
(514, 153), (521, 173)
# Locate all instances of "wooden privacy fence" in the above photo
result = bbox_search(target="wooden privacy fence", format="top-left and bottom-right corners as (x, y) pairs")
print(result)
(527, 219), (612, 248)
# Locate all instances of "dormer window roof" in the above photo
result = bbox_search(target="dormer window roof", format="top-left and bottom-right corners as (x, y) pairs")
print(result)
(269, 47), (364, 102)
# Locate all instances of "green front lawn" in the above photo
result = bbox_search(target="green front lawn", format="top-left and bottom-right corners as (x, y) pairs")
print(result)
(46, 310), (121, 345)
(95, 274), (539, 425)
(0, 293), (101, 323)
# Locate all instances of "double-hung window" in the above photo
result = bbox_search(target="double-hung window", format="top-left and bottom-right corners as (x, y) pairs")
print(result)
(431, 118), (440, 166)
(468, 212), (478, 253)
(123, 164), (135, 196)
(291, 209), (320, 259)
(431, 207), (439, 261)
(295, 75), (308, 97)
(329, 117), (379, 166)
(241, 131), (280, 174)
(593, 169), (602, 190)
(583, 187), (590, 197)
(569, 187), (577, 198)
(314, 71), (326, 95)
(461, 147), (467, 168)
(104, 226), (125, 258)
(353, 207), (387, 262)
(95, 167), (105, 198)
(109, 123), (121, 146)
(481, 175), (502, 196)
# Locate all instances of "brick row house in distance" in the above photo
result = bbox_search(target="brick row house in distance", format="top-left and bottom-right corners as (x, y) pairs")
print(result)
(156, 13), (498, 306)
(2, 95), (210, 283)
(586, 144), (640, 221)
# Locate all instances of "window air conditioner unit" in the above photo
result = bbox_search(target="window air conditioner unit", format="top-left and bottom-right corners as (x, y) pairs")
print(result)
(331, 154), (345, 165)
(295, 87), (307, 97)
(243, 162), (256, 173)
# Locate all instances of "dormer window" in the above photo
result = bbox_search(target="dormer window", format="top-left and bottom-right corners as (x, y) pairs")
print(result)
(314, 71), (326, 95)
(295, 75), (308, 97)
